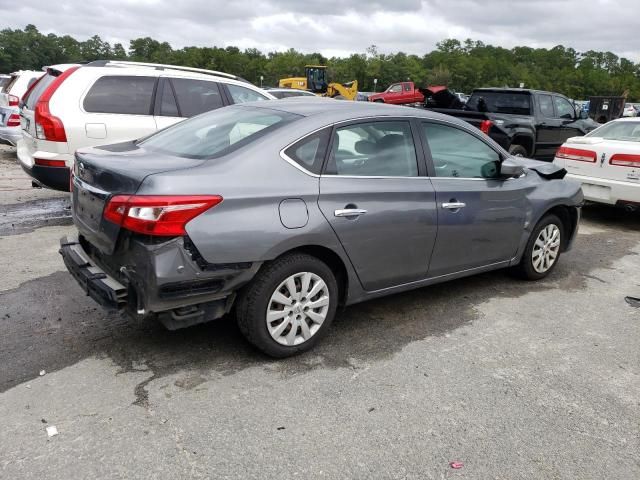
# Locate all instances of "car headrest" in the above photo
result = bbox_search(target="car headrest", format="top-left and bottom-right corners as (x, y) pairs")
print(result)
(354, 140), (376, 155)
(378, 134), (405, 149)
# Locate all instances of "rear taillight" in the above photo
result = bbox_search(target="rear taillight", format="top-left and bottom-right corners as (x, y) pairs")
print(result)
(33, 66), (79, 142)
(104, 195), (223, 236)
(8, 94), (19, 106)
(556, 146), (597, 163)
(609, 154), (640, 168)
(6, 113), (20, 127)
(34, 158), (67, 167)
(480, 119), (493, 135)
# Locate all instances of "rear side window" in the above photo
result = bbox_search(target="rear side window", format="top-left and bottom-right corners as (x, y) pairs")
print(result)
(466, 92), (531, 115)
(326, 121), (418, 177)
(283, 128), (331, 174)
(227, 84), (269, 103)
(84, 76), (156, 115)
(169, 78), (223, 117)
(159, 81), (179, 117)
(24, 74), (56, 109)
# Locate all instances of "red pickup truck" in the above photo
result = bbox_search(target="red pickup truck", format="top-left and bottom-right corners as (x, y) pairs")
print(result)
(368, 81), (427, 104)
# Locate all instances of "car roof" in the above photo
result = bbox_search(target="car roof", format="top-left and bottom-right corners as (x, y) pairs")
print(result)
(267, 88), (314, 93)
(473, 87), (564, 96)
(80, 60), (249, 84)
(236, 97), (471, 125)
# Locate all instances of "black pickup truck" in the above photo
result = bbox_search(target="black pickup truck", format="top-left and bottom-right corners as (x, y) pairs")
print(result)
(427, 88), (599, 160)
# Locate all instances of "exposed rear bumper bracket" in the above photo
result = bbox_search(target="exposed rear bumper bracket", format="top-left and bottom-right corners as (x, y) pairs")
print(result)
(59, 235), (128, 310)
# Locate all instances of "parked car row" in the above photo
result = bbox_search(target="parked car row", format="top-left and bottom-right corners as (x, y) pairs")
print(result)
(4, 61), (275, 191)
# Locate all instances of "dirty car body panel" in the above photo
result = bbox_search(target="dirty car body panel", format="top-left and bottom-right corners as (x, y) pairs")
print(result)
(60, 99), (583, 333)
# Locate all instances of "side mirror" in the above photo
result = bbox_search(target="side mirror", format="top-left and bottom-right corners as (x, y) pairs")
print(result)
(501, 158), (525, 177)
(579, 110), (589, 120)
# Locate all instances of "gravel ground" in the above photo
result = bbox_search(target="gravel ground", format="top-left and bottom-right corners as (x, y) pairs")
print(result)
(0, 145), (638, 479)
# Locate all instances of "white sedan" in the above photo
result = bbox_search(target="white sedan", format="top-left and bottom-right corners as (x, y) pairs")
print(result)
(553, 118), (640, 210)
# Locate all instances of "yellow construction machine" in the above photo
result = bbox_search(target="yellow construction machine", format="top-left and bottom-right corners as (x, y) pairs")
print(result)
(278, 65), (358, 100)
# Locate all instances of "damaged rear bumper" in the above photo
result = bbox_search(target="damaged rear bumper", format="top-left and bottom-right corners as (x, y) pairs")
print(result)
(59, 234), (261, 329)
(59, 236), (127, 310)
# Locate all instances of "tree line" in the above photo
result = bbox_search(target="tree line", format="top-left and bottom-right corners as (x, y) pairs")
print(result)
(1, 25), (639, 101)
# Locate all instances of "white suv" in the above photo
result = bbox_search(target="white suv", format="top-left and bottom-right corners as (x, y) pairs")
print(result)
(17, 61), (276, 191)
(0, 70), (43, 146)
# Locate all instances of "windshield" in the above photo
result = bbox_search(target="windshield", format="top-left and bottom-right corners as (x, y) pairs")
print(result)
(24, 73), (56, 109)
(139, 106), (300, 159)
(466, 91), (532, 115)
(586, 121), (640, 142)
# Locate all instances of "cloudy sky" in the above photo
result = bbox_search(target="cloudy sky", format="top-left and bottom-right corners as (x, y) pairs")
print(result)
(1, 0), (639, 59)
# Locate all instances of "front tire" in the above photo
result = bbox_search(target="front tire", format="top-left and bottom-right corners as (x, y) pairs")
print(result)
(514, 214), (564, 280)
(236, 253), (338, 357)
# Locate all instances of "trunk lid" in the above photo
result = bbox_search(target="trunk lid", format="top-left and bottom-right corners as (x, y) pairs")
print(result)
(561, 136), (640, 183)
(73, 142), (204, 254)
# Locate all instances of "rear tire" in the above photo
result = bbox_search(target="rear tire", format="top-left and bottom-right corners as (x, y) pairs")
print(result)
(514, 214), (564, 280)
(236, 253), (338, 358)
(508, 144), (528, 157)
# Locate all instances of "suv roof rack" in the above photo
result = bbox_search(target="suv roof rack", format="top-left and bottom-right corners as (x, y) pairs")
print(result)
(84, 60), (248, 83)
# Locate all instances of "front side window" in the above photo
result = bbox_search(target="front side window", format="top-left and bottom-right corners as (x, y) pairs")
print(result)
(388, 84), (402, 93)
(538, 94), (555, 118)
(140, 106), (299, 160)
(422, 122), (501, 179)
(84, 75), (156, 115)
(170, 78), (223, 117)
(553, 96), (575, 119)
(326, 121), (418, 177)
(227, 84), (269, 103)
(284, 128), (331, 174)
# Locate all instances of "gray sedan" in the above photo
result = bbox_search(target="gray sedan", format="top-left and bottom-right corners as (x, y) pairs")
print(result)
(61, 99), (582, 357)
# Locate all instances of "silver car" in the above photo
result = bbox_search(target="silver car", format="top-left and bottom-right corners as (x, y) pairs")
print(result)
(60, 99), (582, 357)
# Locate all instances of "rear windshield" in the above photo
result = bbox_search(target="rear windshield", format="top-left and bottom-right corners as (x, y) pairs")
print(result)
(586, 121), (640, 142)
(139, 106), (300, 159)
(466, 91), (532, 115)
(0, 77), (10, 92)
(2, 74), (20, 94)
(24, 73), (56, 109)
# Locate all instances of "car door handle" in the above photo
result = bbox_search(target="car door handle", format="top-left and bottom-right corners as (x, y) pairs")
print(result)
(334, 208), (367, 217)
(442, 202), (466, 210)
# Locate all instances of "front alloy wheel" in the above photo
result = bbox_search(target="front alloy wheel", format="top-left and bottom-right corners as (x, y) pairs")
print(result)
(531, 224), (561, 273)
(514, 213), (564, 280)
(267, 272), (330, 346)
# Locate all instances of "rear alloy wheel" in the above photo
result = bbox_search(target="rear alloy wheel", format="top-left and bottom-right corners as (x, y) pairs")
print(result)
(237, 253), (338, 357)
(514, 214), (564, 280)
